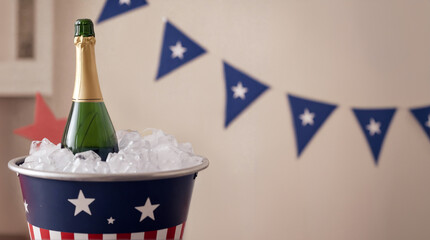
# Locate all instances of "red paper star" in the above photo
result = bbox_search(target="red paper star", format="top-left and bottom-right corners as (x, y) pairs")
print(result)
(14, 93), (67, 144)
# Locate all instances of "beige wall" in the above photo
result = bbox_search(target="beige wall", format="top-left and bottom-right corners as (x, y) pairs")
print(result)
(1, 0), (430, 239)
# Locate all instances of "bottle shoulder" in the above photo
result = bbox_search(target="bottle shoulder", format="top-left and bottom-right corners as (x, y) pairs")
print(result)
(62, 101), (118, 150)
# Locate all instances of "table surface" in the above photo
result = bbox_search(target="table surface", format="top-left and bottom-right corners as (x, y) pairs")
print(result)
(0, 235), (28, 240)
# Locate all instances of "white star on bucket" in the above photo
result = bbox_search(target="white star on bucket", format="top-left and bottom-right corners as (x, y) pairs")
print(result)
(24, 200), (29, 213)
(107, 217), (115, 224)
(68, 190), (95, 216)
(135, 198), (160, 222)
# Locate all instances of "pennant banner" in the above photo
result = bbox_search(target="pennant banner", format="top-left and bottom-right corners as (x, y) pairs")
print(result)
(224, 62), (269, 128)
(97, 0), (148, 24)
(410, 106), (430, 142)
(156, 20), (206, 80)
(352, 108), (396, 165)
(95, 11), (429, 164)
(288, 94), (337, 157)
(14, 93), (67, 144)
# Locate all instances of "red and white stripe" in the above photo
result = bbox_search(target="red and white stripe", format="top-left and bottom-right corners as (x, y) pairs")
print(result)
(27, 222), (186, 240)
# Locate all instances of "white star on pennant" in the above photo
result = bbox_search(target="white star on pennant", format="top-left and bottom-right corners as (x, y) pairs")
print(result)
(170, 41), (187, 59)
(119, 0), (131, 5)
(135, 198), (160, 222)
(107, 217), (115, 224)
(299, 108), (315, 126)
(68, 190), (95, 216)
(231, 82), (248, 100)
(24, 200), (29, 213)
(426, 115), (430, 128)
(366, 118), (381, 136)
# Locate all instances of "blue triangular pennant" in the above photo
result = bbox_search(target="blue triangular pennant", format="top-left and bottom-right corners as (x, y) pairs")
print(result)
(352, 108), (396, 165)
(224, 62), (269, 128)
(156, 20), (206, 80)
(410, 106), (430, 142)
(288, 94), (337, 157)
(97, 0), (148, 24)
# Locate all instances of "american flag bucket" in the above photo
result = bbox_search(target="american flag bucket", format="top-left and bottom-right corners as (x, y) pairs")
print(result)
(8, 157), (209, 240)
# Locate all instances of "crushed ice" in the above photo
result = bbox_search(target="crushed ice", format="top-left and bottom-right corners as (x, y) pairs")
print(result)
(20, 129), (204, 173)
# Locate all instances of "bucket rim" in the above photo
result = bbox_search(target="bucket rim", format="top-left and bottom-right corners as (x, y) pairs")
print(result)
(8, 156), (209, 182)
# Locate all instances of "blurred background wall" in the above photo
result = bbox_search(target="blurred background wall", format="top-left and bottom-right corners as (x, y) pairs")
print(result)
(1, 0), (430, 239)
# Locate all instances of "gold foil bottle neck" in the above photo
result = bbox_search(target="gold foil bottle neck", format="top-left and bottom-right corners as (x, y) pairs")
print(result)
(74, 36), (96, 46)
(73, 36), (103, 102)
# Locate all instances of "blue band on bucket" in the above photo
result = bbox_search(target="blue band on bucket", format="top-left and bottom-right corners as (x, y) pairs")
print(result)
(19, 174), (195, 233)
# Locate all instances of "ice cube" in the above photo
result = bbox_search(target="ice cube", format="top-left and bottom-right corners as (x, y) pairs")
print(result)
(74, 151), (101, 162)
(49, 148), (74, 171)
(23, 155), (39, 163)
(21, 162), (56, 171)
(63, 151), (101, 173)
(137, 160), (159, 172)
(21, 129), (204, 173)
(156, 132), (178, 147)
(117, 130), (147, 154)
(24, 139), (60, 168)
(149, 144), (183, 171)
(29, 138), (60, 156)
(142, 129), (177, 148)
(181, 155), (203, 169)
(106, 152), (140, 173)
(178, 142), (194, 154)
(95, 161), (110, 174)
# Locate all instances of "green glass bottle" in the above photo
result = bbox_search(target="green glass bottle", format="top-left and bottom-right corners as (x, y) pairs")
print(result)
(61, 19), (119, 161)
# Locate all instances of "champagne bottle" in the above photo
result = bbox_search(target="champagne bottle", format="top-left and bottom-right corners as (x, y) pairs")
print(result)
(61, 19), (119, 161)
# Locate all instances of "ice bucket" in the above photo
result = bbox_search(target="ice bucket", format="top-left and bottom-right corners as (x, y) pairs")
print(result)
(8, 157), (209, 240)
